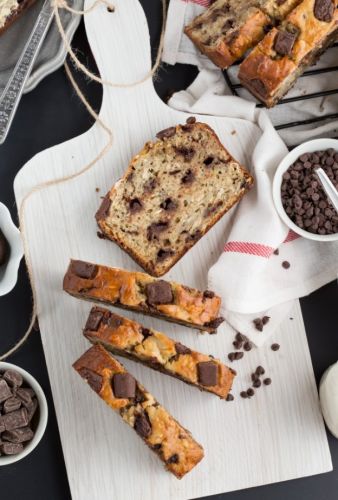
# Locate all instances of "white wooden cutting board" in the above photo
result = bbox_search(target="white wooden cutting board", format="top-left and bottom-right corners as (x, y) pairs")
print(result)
(13, 1), (332, 499)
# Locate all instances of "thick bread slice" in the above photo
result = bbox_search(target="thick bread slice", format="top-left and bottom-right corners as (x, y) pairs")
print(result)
(96, 118), (253, 277)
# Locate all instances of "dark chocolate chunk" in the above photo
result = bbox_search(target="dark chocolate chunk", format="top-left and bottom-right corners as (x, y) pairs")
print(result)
(2, 427), (34, 444)
(134, 411), (152, 438)
(181, 169), (195, 184)
(2, 408), (28, 431)
(175, 343), (192, 355)
(264, 378), (272, 385)
(249, 78), (268, 97)
(85, 310), (104, 331)
(143, 178), (157, 193)
(187, 229), (202, 242)
(107, 314), (123, 329)
(271, 343), (280, 351)
(27, 398), (38, 423)
(0, 442), (24, 455)
(95, 193), (111, 222)
(71, 261), (98, 279)
(78, 368), (103, 394)
(174, 146), (195, 161)
(113, 373), (136, 399)
(203, 290), (215, 299)
(226, 393), (234, 401)
(255, 366), (265, 376)
(282, 261), (290, 269)
(167, 453), (179, 464)
(156, 126), (176, 139)
(153, 443), (162, 450)
(313, 0), (334, 21)
(141, 328), (152, 339)
(129, 198), (143, 213)
(146, 222), (169, 241)
(157, 249), (174, 262)
(0, 419), (5, 433)
(3, 397), (21, 414)
(0, 230), (8, 266)
(204, 317), (224, 330)
(145, 280), (173, 306)
(134, 387), (147, 404)
(16, 388), (33, 409)
(274, 30), (297, 56)
(0, 379), (12, 403)
(247, 388), (255, 397)
(197, 361), (218, 386)
(160, 198), (177, 211)
(186, 116), (196, 124)
(203, 156), (214, 166)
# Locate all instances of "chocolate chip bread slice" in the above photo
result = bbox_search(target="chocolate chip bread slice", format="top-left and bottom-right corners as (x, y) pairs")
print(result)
(84, 306), (235, 399)
(73, 344), (204, 478)
(0, 0), (36, 36)
(96, 118), (253, 277)
(239, 0), (338, 107)
(184, 0), (302, 69)
(63, 260), (224, 333)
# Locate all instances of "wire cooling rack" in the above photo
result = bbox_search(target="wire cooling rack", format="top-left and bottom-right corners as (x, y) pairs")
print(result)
(223, 42), (338, 131)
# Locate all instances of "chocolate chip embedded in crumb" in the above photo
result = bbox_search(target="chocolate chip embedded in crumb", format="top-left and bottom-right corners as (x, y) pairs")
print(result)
(249, 78), (268, 97)
(145, 280), (173, 306)
(129, 198), (143, 213)
(95, 193), (111, 222)
(175, 342), (192, 355)
(203, 290), (215, 299)
(78, 368), (103, 394)
(160, 198), (177, 211)
(3, 370), (23, 388)
(197, 361), (218, 386)
(157, 249), (174, 262)
(153, 443), (162, 451)
(203, 156), (214, 166)
(141, 328), (152, 339)
(264, 378), (272, 385)
(226, 393), (234, 401)
(313, 0), (334, 22)
(71, 261), (98, 280)
(186, 116), (196, 125)
(167, 453), (179, 464)
(156, 126), (176, 139)
(146, 222), (169, 241)
(274, 30), (297, 56)
(143, 178), (157, 193)
(85, 310), (104, 331)
(181, 169), (195, 184)
(282, 261), (290, 269)
(106, 314), (123, 329)
(134, 411), (152, 438)
(271, 343), (280, 351)
(0, 379), (12, 403)
(175, 146), (196, 161)
(113, 373), (136, 399)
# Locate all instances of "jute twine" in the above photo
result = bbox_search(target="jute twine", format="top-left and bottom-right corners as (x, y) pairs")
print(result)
(0, 0), (167, 360)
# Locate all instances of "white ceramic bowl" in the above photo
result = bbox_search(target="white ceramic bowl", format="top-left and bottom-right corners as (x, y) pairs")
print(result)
(0, 202), (23, 296)
(0, 362), (48, 466)
(273, 138), (338, 242)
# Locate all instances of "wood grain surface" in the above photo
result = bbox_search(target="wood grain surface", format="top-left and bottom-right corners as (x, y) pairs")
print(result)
(13, 1), (332, 498)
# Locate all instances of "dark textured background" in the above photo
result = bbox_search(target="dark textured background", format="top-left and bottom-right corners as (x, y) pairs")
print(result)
(0, 1), (337, 498)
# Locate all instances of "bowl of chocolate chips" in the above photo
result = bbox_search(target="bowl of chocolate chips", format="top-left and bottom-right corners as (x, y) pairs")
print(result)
(0, 202), (23, 296)
(0, 363), (48, 465)
(273, 139), (338, 241)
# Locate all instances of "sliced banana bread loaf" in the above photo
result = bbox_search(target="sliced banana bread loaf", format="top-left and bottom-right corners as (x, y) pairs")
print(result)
(96, 118), (253, 277)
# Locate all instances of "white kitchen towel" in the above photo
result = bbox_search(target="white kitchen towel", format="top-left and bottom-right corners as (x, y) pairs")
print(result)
(163, 0), (338, 147)
(168, 69), (338, 346)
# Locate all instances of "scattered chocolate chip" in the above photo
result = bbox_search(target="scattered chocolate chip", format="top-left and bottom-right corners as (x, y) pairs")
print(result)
(85, 309), (104, 331)
(233, 340), (243, 350)
(175, 343), (192, 355)
(78, 368), (103, 394)
(167, 453), (179, 464)
(203, 290), (215, 299)
(253, 318), (264, 332)
(262, 316), (270, 325)
(147, 222), (168, 241)
(251, 373), (259, 382)
(186, 116), (196, 124)
(145, 280), (173, 305)
(271, 343), (280, 351)
(129, 198), (143, 213)
(197, 361), (218, 386)
(228, 352), (244, 361)
(247, 388), (255, 397)
(243, 341), (253, 351)
(313, 0), (334, 21)
(273, 248), (279, 255)
(182, 169), (195, 184)
(160, 198), (177, 211)
(226, 393), (234, 401)
(264, 378), (272, 385)
(253, 379), (261, 388)
(256, 366), (265, 376)
(274, 30), (297, 56)
(236, 333), (245, 342)
(97, 231), (106, 239)
(204, 317), (224, 330)
(71, 261), (98, 279)
(0, 379), (12, 403)
(282, 261), (290, 269)
(157, 249), (174, 262)
(95, 194), (111, 222)
(240, 391), (248, 399)
(134, 411), (152, 438)
(156, 126), (176, 139)
(113, 373), (136, 399)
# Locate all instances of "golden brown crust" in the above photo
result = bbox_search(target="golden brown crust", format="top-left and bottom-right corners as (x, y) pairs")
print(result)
(63, 259), (224, 333)
(96, 121), (253, 277)
(73, 344), (204, 478)
(0, 0), (36, 36)
(84, 306), (235, 399)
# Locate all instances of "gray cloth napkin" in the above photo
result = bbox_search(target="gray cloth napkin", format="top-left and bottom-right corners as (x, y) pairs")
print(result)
(0, 0), (83, 95)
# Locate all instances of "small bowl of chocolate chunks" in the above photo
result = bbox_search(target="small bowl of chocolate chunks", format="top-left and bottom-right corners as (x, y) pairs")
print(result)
(0, 202), (23, 296)
(0, 363), (48, 465)
(273, 138), (338, 242)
